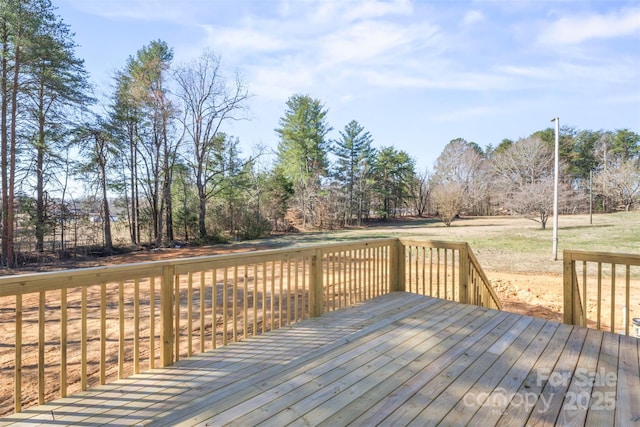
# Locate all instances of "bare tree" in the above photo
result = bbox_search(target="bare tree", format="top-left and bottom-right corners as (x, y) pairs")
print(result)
(595, 159), (640, 211)
(431, 139), (488, 215)
(410, 167), (430, 217)
(174, 50), (250, 239)
(491, 136), (569, 228)
(431, 182), (465, 226)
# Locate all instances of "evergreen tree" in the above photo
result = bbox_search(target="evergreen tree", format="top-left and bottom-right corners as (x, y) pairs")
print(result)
(332, 120), (374, 225)
(371, 147), (415, 219)
(274, 94), (332, 228)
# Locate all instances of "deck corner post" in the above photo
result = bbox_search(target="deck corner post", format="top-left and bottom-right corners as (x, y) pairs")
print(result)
(562, 250), (574, 325)
(390, 239), (405, 292)
(309, 249), (324, 317)
(160, 264), (175, 367)
(459, 244), (469, 304)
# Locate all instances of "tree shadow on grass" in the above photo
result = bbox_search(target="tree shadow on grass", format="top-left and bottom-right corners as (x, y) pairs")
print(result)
(559, 224), (614, 231)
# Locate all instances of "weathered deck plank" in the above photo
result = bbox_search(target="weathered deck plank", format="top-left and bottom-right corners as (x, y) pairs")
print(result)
(1, 292), (637, 427)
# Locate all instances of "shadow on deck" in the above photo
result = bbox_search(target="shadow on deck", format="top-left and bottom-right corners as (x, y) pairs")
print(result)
(2, 292), (639, 426)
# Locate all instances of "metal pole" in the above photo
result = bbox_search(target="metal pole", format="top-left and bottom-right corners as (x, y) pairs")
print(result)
(589, 170), (593, 225)
(551, 117), (559, 260)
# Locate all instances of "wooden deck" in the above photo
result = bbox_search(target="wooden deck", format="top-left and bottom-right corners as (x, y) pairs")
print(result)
(2, 292), (639, 426)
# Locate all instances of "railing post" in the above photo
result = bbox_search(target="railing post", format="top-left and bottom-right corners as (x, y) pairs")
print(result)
(563, 250), (574, 325)
(459, 244), (469, 304)
(309, 249), (324, 317)
(390, 239), (406, 292)
(160, 264), (175, 367)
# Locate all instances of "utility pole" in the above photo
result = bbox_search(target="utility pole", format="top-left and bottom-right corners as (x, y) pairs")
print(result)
(551, 117), (560, 261)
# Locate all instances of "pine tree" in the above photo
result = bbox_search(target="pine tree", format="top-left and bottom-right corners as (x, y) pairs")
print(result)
(332, 120), (374, 225)
(275, 94), (331, 228)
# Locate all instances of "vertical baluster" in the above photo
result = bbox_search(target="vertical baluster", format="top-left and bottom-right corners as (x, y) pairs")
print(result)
(451, 249), (456, 302)
(212, 268), (217, 349)
(223, 268), (228, 346)
(15, 294), (22, 413)
(625, 265), (631, 336)
(436, 249), (441, 298)
(421, 246), (426, 295)
(38, 291), (45, 404)
(287, 257), (291, 324)
(262, 262), (267, 333)
(375, 247), (380, 297)
(119, 280), (125, 376)
(271, 261), (276, 331)
(252, 264), (258, 337)
(331, 252), (336, 310)
(61, 288), (67, 396)
(174, 275), (181, 360)
(100, 283), (107, 380)
(429, 247), (434, 296)
(348, 250), (352, 303)
(610, 264), (616, 333)
(244, 264), (249, 339)
(81, 286), (88, 390)
(200, 272), (205, 353)
(301, 257), (307, 319)
(149, 277), (155, 369)
(187, 272), (193, 356)
(338, 251), (343, 309)
(581, 261), (587, 329)
(233, 265), (238, 342)
(366, 247), (371, 300)
(134, 279), (140, 372)
(294, 258), (299, 322)
(279, 260), (284, 326)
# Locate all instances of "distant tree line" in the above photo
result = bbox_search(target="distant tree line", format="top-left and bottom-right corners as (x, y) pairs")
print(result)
(0, 2), (638, 267)
(430, 129), (639, 228)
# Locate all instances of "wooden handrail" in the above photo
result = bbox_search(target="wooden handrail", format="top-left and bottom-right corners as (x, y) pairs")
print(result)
(563, 249), (640, 336)
(467, 245), (502, 310)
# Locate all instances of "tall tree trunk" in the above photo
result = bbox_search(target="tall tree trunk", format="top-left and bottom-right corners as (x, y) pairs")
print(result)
(164, 174), (173, 242)
(35, 103), (45, 252)
(96, 133), (113, 252)
(101, 171), (112, 252)
(8, 21), (21, 267)
(197, 174), (207, 238)
(128, 124), (138, 244)
(1, 19), (9, 267)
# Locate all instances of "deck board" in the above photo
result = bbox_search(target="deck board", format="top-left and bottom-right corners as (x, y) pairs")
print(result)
(1, 292), (638, 427)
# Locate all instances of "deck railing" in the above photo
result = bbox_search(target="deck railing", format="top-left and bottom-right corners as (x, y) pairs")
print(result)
(0, 238), (499, 415)
(563, 249), (640, 336)
(398, 239), (502, 310)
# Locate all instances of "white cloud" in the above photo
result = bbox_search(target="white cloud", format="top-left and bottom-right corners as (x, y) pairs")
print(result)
(342, 0), (413, 22)
(319, 21), (417, 66)
(64, 0), (195, 23)
(249, 62), (317, 101)
(434, 106), (501, 122)
(202, 25), (286, 53)
(538, 8), (640, 45)
(462, 10), (485, 26)
(360, 68), (514, 91)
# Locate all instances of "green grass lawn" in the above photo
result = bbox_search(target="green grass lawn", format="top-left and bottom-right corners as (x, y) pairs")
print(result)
(242, 211), (640, 276)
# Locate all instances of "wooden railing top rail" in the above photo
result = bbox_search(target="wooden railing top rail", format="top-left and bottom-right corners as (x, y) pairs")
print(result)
(0, 238), (398, 297)
(564, 249), (640, 265)
(398, 238), (468, 251)
(563, 248), (640, 334)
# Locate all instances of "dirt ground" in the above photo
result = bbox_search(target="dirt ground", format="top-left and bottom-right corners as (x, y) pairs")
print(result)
(2, 230), (569, 322)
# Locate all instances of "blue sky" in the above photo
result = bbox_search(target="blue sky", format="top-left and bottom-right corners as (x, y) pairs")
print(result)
(56, 0), (640, 170)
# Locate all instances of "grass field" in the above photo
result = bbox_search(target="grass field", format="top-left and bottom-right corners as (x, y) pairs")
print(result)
(239, 211), (640, 275)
